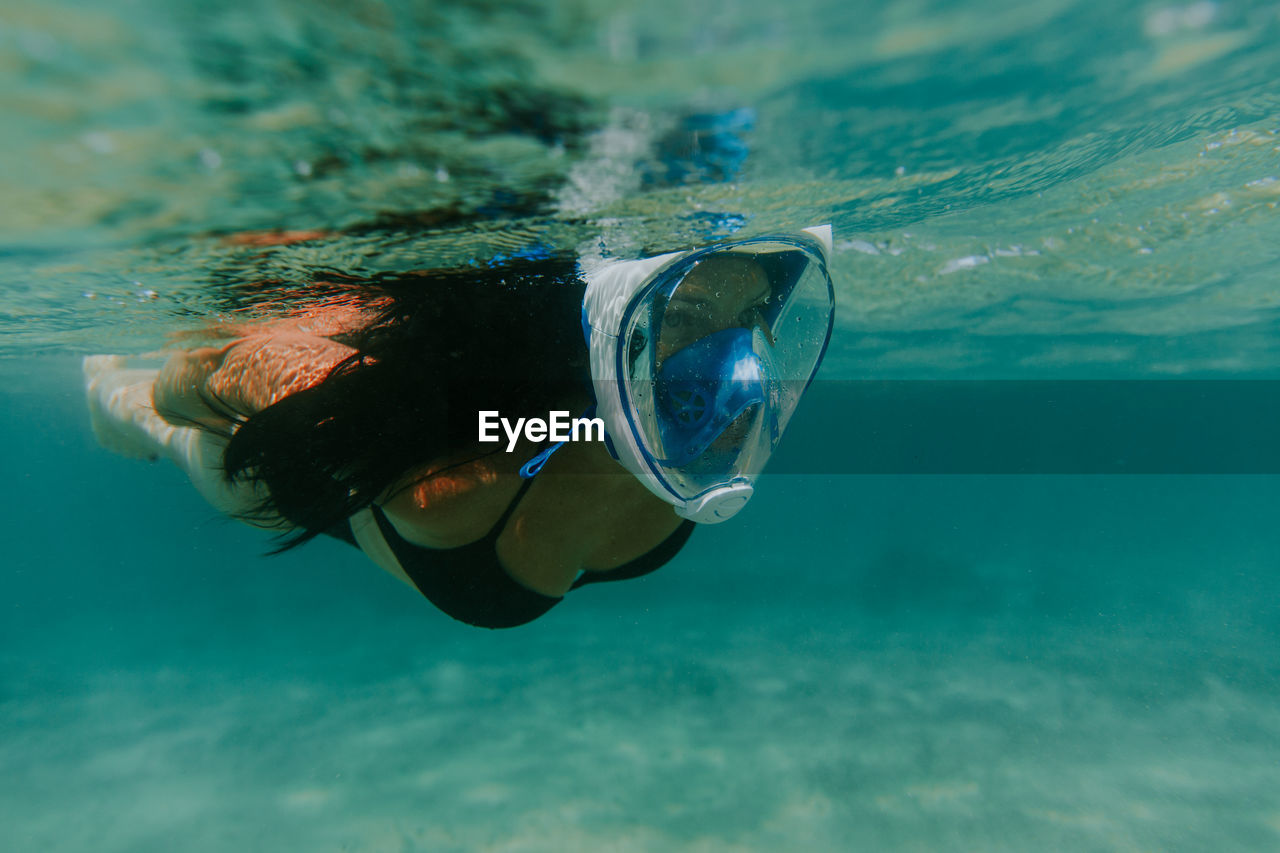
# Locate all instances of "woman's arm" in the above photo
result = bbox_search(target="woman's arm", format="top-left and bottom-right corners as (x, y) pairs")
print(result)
(153, 332), (356, 430)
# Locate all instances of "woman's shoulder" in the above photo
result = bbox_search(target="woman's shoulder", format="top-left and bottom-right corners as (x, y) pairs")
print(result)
(153, 331), (355, 428)
(211, 332), (355, 408)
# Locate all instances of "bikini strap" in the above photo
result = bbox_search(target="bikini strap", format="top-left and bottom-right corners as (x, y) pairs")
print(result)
(485, 476), (536, 541)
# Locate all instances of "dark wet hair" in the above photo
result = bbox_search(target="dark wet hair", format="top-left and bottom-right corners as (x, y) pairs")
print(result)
(220, 254), (590, 550)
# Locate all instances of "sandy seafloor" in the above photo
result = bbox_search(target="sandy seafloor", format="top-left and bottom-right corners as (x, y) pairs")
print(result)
(3, 362), (1278, 852)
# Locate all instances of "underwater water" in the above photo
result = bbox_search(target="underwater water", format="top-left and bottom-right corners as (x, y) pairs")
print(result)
(3, 0), (1280, 849)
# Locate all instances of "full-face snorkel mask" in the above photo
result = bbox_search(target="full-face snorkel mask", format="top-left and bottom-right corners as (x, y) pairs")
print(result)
(582, 225), (835, 523)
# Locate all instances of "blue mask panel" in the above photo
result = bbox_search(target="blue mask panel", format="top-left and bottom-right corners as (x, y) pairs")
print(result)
(655, 327), (774, 466)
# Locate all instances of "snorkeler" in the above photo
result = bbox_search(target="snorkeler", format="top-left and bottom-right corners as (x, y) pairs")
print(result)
(84, 227), (835, 628)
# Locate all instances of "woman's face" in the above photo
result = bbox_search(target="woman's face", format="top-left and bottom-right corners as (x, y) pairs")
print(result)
(655, 255), (772, 363)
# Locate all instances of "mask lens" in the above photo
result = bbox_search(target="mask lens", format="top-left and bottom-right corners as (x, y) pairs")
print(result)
(621, 238), (833, 498)
(653, 253), (775, 365)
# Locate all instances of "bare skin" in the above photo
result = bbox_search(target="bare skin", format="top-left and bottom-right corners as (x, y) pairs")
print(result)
(153, 332), (355, 432)
(151, 331), (685, 597)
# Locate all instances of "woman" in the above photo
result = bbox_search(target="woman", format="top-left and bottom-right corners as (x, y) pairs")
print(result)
(84, 228), (835, 628)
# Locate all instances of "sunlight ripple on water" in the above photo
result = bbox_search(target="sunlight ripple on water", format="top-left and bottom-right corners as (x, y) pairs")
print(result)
(2, 0), (1279, 375)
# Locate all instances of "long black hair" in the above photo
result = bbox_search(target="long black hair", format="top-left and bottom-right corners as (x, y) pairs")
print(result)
(220, 253), (590, 550)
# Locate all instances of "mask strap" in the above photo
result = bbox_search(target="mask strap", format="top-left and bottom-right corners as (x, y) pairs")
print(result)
(518, 405), (598, 479)
(517, 441), (563, 480)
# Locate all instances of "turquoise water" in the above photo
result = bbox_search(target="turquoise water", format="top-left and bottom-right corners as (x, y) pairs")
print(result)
(3, 0), (1280, 849)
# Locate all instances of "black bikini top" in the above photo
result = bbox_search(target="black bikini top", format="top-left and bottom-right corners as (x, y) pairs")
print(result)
(368, 478), (695, 629)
